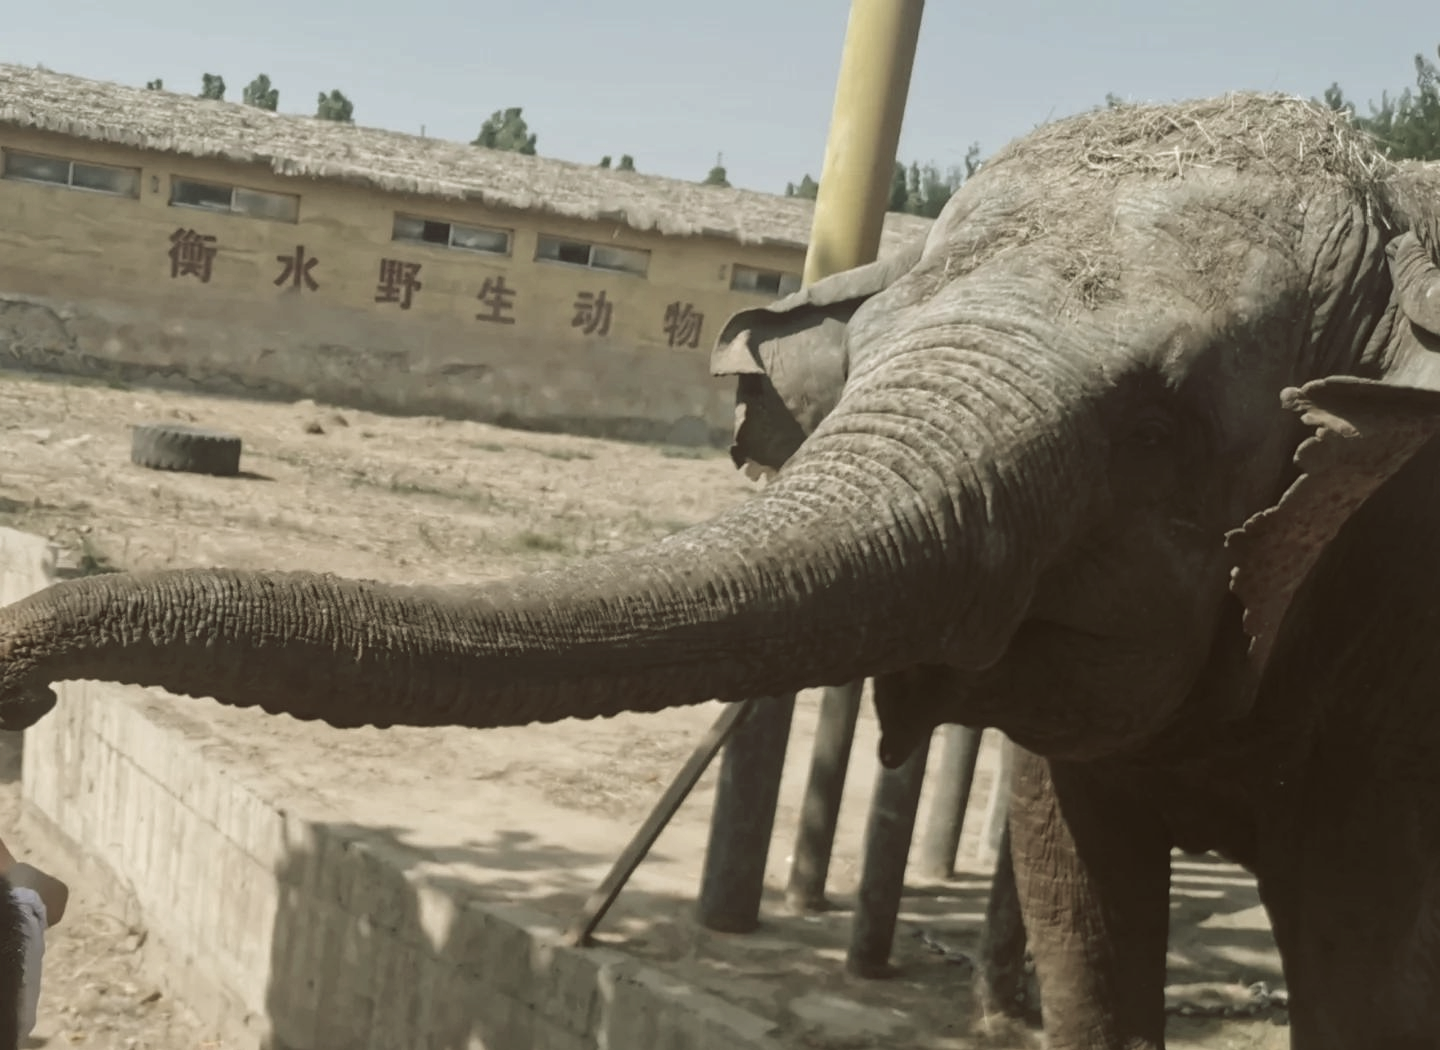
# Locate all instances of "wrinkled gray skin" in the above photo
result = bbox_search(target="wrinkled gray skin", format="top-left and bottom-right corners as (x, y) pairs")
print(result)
(2, 95), (1440, 1049)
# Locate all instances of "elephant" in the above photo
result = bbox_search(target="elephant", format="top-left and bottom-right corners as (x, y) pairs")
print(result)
(0, 92), (1439, 1050)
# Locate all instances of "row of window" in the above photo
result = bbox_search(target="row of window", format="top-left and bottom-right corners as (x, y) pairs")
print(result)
(0, 146), (803, 296)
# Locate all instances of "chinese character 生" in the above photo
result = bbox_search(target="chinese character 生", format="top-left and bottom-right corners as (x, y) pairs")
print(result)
(571, 290), (613, 336)
(662, 301), (704, 348)
(275, 245), (320, 291)
(375, 259), (423, 310)
(168, 227), (218, 283)
(475, 276), (518, 324)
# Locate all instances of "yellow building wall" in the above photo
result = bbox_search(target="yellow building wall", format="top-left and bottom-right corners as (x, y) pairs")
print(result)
(0, 127), (808, 444)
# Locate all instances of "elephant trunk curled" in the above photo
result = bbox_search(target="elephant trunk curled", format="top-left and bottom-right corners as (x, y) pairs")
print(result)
(0, 347), (1102, 731)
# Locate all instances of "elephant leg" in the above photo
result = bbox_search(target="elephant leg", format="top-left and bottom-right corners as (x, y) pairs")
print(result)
(1009, 747), (1172, 1050)
(975, 821), (1041, 1025)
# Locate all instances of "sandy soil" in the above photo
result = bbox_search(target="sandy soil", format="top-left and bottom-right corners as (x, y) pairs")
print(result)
(0, 370), (1291, 1048)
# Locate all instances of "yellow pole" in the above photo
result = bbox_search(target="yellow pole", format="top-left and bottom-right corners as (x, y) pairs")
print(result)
(802, 0), (925, 286)
(784, 0), (925, 921)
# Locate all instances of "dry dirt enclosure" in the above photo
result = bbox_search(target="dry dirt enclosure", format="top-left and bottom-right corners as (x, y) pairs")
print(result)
(0, 369), (1290, 1049)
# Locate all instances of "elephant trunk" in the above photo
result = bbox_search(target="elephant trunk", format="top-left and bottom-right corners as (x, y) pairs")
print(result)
(0, 347), (1103, 731)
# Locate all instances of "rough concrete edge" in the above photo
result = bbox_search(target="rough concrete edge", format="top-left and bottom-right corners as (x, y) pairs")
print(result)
(17, 795), (262, 1047)
(23, 701), (793, 1050)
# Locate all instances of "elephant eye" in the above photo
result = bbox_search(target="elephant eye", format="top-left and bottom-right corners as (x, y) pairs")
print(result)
(1129, 412), (1176, 449)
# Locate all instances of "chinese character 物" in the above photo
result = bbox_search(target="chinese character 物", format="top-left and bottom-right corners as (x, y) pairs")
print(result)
(475, 276), (518, 324)
(375, 259), (423, 310)
(275, 245), (319, 291)
(571, 290), (613, 336)
(662, 301), (704, 348)
(169, 227), (218, 283)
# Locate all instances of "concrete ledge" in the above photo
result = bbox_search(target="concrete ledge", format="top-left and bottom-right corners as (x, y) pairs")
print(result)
(5, 528), (786, 1050)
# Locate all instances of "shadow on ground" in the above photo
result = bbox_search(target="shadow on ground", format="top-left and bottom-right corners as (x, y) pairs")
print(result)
(261, 819), (1288, 1049)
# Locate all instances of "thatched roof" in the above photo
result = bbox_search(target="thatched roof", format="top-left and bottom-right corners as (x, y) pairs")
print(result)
(0, 64), (934, 254)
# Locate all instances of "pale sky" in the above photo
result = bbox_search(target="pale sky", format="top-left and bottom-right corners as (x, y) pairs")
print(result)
(2, 1), (1435, 194)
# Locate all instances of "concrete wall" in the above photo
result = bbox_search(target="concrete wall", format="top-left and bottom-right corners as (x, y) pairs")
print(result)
(4, 526), (786, 1049)
(0, 128), (810, 445)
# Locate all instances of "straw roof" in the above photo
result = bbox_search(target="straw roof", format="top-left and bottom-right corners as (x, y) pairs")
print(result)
(0, 64), (934, 255)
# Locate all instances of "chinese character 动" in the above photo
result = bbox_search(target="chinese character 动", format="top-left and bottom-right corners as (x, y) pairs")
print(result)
(375, 259), (423, 310)
(571, 290), (613, 336)
(169, 228), (217, 283)
(275, 245), (319, 291)
(475, 276), (518, 324)
(662, 301), (704, 348)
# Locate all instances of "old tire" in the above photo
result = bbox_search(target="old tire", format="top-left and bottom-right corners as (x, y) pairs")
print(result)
(130, 423), (242, 477)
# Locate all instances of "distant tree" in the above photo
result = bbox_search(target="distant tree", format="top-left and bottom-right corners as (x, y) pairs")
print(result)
(199, 73), (225, 101)
(616, 154), (636, 172)
(702, 153), (731, 187)
(473, 108), (537, 154)
(243, 74), (279, 111)
(784, 146), (980, 214)
(784, 173), (819, 199)
(145, 78), (164, 91)
(888, 161), (908, 210)
(598, 155), (612, 168)
(899, 159), (969, 218)
(1321, 44), (1440, 161)
(963, 142), (983, 179)
(315, 90), (354, 123)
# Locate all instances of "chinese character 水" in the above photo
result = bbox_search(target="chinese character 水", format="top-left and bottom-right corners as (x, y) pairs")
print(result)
(662, 301), (704, 348)
(169, 227), (217, 283)
(375, 259), (423, 310)
(571, 290), (613, 336)
(475, 276), (518, 324)
(275, 245), (319, 291)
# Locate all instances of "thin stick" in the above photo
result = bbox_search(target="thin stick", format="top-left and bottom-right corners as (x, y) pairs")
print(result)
(564, 700), (753, 947)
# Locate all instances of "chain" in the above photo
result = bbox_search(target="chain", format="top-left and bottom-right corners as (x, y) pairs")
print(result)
(907, 925), (1289, 1021)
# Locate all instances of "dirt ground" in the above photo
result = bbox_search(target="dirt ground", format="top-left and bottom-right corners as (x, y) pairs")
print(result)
(0, 370), (1291, 1049)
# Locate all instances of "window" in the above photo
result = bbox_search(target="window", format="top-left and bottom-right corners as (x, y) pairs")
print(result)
(535, 235), (649, 277)
(731, 264), (802, 297)
(170, 177), (298, 223)
(392, 214), (510, 255)
(1, 149), (139, 197)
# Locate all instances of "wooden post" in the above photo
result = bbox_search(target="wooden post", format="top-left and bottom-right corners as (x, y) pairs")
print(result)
(785, 680), (864, 911)
(846, 720), (931, 977)
(696, 695), (797, 932)
(916, 724), (983, 880)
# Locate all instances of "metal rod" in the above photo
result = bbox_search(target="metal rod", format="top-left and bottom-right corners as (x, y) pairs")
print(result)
(564, 701), (752, 947)
(846, 725), (931, 977)
(785, 680), (864, 911)
(916, 724), (983, 880)
(696, 694), (797, 933)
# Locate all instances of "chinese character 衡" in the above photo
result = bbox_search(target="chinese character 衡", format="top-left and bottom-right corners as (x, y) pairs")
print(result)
(169, 227), (217, 283)
(662, 301), (704, 348)
(475, 276), (518, 324)
(275, 245), (319, 291)
(375, 259), (423, 310)
(571, 290), (613, 336)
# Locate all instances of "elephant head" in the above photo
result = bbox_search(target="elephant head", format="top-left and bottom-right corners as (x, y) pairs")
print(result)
(1, 94), (1438, 770)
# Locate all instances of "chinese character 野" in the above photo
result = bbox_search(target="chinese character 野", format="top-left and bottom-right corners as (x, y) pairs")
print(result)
(572, 290), (613, 336)
(275, 245), (319, 291)
(375, 259), (423, 310)
(662, 301), (704, 349)
(475, 276), (518, 324)
(169, 227), (217, 283)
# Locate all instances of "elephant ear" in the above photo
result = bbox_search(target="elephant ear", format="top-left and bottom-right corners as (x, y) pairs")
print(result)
(1227, 231), (1440, 682)
(710, 240), (925, 477)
